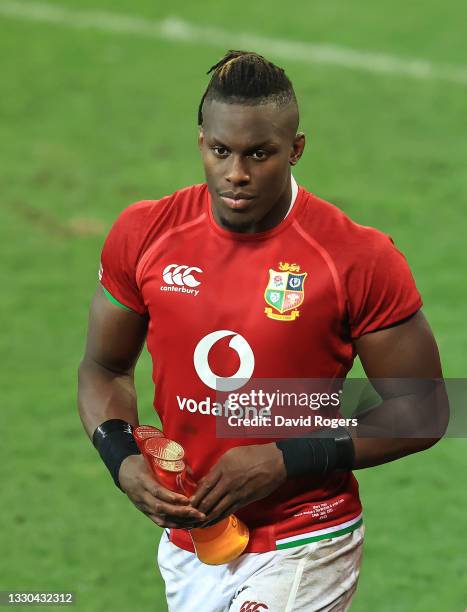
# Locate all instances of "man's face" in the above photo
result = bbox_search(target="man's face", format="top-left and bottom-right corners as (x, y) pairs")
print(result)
(198, 99), (305, 233)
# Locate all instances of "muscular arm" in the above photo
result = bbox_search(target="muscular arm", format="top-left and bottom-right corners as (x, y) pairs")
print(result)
(78, 286), (147, 436)
(351, 310), (449, 468)
(78, 286), (206, 528)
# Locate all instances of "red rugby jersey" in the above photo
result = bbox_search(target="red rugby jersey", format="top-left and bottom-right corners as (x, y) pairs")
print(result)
(99, 183), (422, 552)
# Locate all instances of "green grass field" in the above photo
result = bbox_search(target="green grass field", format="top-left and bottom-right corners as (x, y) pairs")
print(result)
(1, 1), (466, 610)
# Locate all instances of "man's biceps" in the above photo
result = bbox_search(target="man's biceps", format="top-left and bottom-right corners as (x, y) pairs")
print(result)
(91, 287), (147, 329)
(361, 325), (432, 362)
(84, 289), (148, 369)
(356, 313), (441, 377)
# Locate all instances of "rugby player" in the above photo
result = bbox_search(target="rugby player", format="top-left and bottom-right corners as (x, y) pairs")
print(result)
(78, 51), (448, 611)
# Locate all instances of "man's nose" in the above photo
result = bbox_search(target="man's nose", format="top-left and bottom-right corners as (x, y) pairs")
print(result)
(226, 155), (250, 185)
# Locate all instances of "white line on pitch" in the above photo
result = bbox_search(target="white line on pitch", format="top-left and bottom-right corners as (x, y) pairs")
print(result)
(1, 0), (467, 86)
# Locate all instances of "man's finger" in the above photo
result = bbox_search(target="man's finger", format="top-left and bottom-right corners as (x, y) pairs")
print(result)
(143, 492), (206, 521)
(144, 478), (190, 505)
(190, 471), (222, 507)
(200, 494), (246, 527)
(146, 508), (205, 529)
(193, 480), (229, 515)
(147, 515), (177, 528)
(199, 508), (235, 528)
(147, 515), (193, 529)
(198, 494), (239, 525)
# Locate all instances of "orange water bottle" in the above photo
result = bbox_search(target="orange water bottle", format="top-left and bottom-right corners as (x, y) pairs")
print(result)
(141, 436), (249, 565)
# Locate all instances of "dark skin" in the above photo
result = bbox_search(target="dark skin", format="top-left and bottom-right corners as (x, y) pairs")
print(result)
(198, 99), (304, 233)
(78, 99), (448, 530)
(78, 290), (206, 529)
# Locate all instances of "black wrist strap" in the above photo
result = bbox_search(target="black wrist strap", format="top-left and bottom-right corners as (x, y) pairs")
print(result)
(276, 426), (355, 477)
(92, 419), (140, 490)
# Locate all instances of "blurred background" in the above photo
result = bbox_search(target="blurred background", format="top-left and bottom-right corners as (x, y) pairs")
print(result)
(1, 0), (466, 610)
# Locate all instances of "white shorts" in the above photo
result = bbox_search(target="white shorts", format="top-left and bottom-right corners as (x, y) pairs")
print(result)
(157, 524), (364, 612)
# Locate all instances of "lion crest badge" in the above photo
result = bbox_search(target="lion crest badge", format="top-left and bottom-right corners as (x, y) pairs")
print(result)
(264, 262), (307, 321)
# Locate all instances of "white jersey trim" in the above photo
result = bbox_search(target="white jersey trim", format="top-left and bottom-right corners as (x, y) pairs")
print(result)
(284, 174), (299, 219)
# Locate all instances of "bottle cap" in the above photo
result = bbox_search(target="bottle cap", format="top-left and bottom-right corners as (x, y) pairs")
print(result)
(133, 425), (165, 452)
(144, 437), (184, 462)
(133, 425), (164, 440)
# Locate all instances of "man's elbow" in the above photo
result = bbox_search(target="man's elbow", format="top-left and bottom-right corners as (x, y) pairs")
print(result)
(416, 436), (443, 452)
(419, 384), (450, 449)
(417, 398), (450, 451)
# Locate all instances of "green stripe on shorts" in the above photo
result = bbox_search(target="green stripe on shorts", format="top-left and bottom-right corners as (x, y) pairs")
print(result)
(276, 518), (363, 550)
(101, 286), (133, 312)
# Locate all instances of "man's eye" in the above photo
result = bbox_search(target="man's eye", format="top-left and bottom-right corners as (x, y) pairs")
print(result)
(252, 150), (268, 160)
(212, 146), (228, 157)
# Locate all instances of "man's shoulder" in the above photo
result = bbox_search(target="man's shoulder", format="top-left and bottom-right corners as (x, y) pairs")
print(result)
(298, 188), (395, 260)
(102, 183), (208, 264)
(114, 183), (207, 229)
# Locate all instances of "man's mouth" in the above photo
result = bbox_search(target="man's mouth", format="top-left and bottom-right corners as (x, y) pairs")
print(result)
(219, 192), (255, 211)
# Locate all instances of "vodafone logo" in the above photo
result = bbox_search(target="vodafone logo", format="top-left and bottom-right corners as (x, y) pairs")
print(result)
(194, 330), (255, 391)
(161, 264), (202, 297)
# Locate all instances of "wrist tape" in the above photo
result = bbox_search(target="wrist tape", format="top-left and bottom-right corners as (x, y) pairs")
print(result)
(275, 426), (355, 477)
(92, 419), (140, 489)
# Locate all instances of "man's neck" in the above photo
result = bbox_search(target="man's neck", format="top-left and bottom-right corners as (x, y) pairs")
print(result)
(253, 174), (298, 232)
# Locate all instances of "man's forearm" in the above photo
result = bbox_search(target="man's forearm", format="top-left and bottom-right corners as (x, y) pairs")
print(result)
(349, 383), (449, 469)
(77, 358), (139, 438)
(351, 436), (439, 469)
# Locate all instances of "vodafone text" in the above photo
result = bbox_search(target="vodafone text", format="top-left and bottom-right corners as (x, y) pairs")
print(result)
(176, 396), (271, 417)
(176, 390), (342, 415)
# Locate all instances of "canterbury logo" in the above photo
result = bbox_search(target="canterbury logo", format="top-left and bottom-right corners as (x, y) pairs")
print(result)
(239, 603), (269, 612)
(162, 264), (202, 288)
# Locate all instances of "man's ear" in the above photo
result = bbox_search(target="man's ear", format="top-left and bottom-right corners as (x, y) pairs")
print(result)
(198, 128), (204, 151)
(290, 132), (305, 166)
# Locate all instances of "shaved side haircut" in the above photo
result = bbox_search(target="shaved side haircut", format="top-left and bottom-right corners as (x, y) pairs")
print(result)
(198, 50), (299, 130)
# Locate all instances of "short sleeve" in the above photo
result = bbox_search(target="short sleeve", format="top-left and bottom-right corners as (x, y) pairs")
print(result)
(347, 233), (423, 339)
(99, 203), (150, 315)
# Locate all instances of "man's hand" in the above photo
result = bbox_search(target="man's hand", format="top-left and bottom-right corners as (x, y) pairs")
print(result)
(119, 455), (206, 529)
(189, 443), (287, 526)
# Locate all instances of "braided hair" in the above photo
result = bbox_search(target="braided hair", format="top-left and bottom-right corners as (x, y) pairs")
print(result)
(198, 50), (298, 126)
